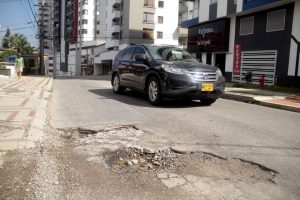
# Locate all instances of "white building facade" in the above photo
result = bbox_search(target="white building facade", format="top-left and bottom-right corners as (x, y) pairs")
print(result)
(182, 0), (300, 86)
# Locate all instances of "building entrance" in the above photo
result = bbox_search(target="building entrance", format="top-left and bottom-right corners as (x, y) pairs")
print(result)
(215, 53), (226, 75)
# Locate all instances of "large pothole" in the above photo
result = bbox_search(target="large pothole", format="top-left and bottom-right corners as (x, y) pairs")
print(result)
(60, 126), (277, 183)
(104, 147), (277, 183)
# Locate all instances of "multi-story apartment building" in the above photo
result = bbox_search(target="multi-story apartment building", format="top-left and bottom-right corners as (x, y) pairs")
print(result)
(38, 0), (54, 74)
(52, 0), (181, 76)
(38, 0), (54, 53)
(93, 0), (180, 75)
(178, 0), (194, 48)
(182, 0), (300, 86)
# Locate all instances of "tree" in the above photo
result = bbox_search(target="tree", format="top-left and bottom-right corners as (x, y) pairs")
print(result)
(2, 33), (36, 55)
(2, 28), (11, 48)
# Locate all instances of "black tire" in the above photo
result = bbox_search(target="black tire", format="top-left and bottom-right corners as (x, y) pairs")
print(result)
(146, 76), (163, 105)
(200, 98), (216, 106)
(112, 74), (125, 94)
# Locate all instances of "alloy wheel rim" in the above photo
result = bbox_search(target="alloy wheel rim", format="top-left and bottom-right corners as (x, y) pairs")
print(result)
(113, 76), (119, 91)
(148, 81), (158, 101)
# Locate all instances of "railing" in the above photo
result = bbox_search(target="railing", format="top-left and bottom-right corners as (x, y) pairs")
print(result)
(181, 9), (199, 21)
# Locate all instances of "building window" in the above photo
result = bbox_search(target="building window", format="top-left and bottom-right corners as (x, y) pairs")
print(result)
(143, 28), (154, 39)
(158, 0), (164, 8)
(266, 9), (286, 32)
(97, 21), (100, 25)
(96, 30), (100, 34)
(96, 11), (100, 15)
(81, 29), (88, 34)
(82, 9), (88, 15)
(82, 19), (88, 24)
(157, 31), (163, 39)
(158, 16), (163, 24)
(240, 16), (254, 35)
(83, 0), (88, 5)
(143, 12), (154, 23)
(210, 0), (217, 4)
(144, 0), (154, 7)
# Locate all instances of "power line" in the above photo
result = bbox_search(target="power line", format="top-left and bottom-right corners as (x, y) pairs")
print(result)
(26, 0), (38, 26)
(17, 0), (36, 35)
(0, 26), (33, 32)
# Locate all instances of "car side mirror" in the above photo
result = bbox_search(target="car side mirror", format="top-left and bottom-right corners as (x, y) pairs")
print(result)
(135, 54), (148, 64)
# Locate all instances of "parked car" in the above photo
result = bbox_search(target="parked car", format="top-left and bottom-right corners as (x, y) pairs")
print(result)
(111, 44), (225, 105)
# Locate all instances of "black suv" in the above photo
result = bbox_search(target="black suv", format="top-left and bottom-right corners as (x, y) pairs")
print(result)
(111, 44), (225, 105)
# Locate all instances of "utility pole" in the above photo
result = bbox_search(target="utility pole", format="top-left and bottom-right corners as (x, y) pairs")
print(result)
(37, 0), (46, 75)
(76, 0), (83, 76)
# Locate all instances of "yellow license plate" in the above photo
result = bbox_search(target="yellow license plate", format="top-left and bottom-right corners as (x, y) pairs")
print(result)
(201, 83), (214, 92)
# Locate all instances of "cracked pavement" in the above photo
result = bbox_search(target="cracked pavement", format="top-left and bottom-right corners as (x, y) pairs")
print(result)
(0, 76), (299, 199)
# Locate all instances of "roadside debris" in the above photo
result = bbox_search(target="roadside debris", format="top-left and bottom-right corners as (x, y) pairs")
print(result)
(105, 147), (277, 183)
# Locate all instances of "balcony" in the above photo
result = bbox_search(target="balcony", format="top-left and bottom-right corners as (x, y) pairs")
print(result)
(111, 25), (120, 33)
(181, 9), (199, 28)
(112, 0), (121, 9)
(111, 9), (120, 20)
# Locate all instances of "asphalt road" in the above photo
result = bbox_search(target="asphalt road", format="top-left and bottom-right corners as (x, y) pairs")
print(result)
(50, 76), (300, 199)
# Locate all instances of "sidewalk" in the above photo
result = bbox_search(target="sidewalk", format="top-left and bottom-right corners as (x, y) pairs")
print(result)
(0, 76), (52, 153)
(223, 83), (300, 113)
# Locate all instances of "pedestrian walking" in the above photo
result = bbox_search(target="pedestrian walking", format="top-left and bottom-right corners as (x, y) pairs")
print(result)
(15, 56), (24, 79)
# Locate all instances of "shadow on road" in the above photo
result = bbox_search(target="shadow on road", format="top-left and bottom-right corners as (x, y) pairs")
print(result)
(89, 88), (209, 109)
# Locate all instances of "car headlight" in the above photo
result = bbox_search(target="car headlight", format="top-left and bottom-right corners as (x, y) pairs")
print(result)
(162, 64), (184, 74)
(216, 68), (223, 77)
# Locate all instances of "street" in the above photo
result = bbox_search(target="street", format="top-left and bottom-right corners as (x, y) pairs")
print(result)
(1, 76), (300, 199)
(50, 77), (300, 199)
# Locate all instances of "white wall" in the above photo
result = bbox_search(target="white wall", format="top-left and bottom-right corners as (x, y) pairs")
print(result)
(225, 16), (236, 73)
(217, 0), (228, 18)
(154, 0), (179, 45)
(288, 0), (300, 76)
(80, 0), (95, 42)
(237, 0), (243, 13)
(199, 0), (210, 23)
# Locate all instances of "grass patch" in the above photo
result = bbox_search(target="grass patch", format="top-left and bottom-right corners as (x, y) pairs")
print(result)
(232, 83), (300, 96)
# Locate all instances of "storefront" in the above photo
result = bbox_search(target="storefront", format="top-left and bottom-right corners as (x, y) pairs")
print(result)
(187, 19), (230, 76)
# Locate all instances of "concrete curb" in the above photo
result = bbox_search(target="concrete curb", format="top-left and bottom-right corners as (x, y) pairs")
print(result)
(222, 93), (300, 113)
(222, 93), (258, 104)
(258, 101), (300, 113)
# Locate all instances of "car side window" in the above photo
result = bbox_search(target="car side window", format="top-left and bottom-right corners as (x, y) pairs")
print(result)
(133, 47), (148, 61)
(114, 49), (125, 64)
(122, 47), (135, 61)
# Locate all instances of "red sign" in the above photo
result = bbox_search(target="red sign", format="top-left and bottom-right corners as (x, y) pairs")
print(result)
(233, 44), (241, 75)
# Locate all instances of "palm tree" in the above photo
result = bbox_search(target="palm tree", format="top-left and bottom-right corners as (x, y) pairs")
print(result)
(6, 35), (17, 49)
(3, 33), (35, 55)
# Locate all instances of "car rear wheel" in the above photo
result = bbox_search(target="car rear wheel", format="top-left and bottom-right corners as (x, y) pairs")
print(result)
(146, 77), (162, 105)
(112, 74), (125, 94)
(200, 98), (216, 106)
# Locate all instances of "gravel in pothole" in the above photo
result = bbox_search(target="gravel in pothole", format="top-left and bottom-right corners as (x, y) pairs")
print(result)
(104, 147), (277, 183)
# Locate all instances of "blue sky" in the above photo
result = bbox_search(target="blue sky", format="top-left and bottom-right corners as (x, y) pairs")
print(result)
(0, 0), (38, 47)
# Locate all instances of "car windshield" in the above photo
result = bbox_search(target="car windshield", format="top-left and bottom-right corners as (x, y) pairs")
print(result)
(146, 46), (198, 62)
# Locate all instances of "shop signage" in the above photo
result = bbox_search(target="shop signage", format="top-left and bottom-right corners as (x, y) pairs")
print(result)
(188, 19), (230, 53)
(233, 44), (242, 75)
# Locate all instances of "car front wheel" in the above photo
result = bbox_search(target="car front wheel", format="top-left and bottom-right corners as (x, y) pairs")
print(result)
(146, 77), (162, 105)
